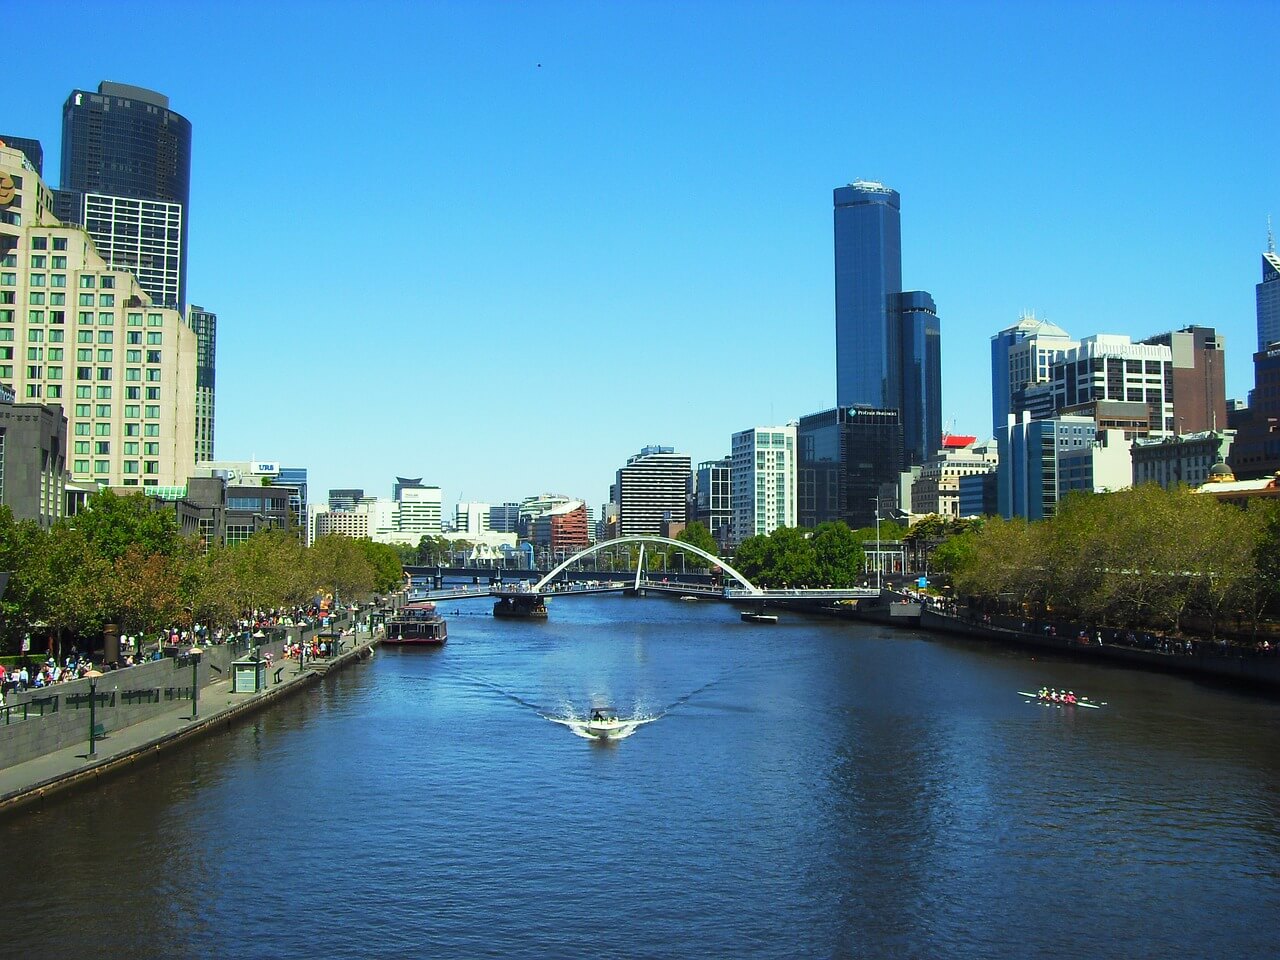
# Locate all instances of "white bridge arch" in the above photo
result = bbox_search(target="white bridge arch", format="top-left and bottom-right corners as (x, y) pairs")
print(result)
(533, 535), (762, 595)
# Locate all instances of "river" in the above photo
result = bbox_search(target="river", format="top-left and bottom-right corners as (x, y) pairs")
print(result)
(2, 594), (1279, 958)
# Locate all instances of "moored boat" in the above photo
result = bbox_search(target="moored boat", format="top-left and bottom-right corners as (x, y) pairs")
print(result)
(741, 612), (779, 624)
(383, 602), (448, 646)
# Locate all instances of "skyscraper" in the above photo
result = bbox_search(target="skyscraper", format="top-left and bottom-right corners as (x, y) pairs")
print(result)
(188, 304), (217, 461)
(1258, 240), (1280, 352)
(989, 314), (1076, 436)
(833, 180), (940, 466)
(834, 182), (901, 411)
(58, 82), (192, 311)
(614, 446), (691, 537)
(0, 136), (42, 176)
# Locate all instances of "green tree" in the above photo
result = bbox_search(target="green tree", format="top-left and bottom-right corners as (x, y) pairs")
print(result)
(359, 539), (405, 593)
(674, 521), (720, 570)
(811, 522), (863, 587)
(71, 489), (182, 561)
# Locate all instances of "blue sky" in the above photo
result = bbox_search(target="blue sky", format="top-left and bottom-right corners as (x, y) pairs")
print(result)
(8, 1), (1277, 513)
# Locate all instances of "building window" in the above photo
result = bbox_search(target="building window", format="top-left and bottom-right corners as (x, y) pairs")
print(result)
(80, 276), (95, 289)
(52, 238), (66, 251)
(99, 294), (114, 307)
(79, 294), (94, 306)
(98, 331), (113, 344)
(94, 460), (109, 474)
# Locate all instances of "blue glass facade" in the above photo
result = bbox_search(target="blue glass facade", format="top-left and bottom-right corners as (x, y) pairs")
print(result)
(898, 291), (940, 467)
(1258, 252), (1280, 352)
(834, 182), (901, 410)
(833, 182), (940, 468)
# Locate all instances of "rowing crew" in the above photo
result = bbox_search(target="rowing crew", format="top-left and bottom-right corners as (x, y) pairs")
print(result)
(1038, 687), (1079, 705)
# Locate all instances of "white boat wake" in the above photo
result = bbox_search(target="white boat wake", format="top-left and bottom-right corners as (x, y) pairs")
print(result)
(542, 709), (662, 741)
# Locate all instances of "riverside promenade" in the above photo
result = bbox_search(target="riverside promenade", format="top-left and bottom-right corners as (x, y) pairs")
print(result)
(0, 627), (380, 819)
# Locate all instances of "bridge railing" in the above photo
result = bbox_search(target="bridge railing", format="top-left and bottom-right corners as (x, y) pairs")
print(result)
(724, 587), (879, 599)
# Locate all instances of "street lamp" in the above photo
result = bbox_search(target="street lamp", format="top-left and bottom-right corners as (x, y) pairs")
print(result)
(870, 497), (882, 592)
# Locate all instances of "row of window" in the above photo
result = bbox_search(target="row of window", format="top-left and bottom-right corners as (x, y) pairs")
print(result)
(72, 460), (161, 475)
(28, 237), (70, 252)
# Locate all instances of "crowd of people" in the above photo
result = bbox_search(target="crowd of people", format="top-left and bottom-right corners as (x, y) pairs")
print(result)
(1, 599), (370, 708)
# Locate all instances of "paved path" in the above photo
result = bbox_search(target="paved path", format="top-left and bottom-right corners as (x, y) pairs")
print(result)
(0, 633), (378, 818)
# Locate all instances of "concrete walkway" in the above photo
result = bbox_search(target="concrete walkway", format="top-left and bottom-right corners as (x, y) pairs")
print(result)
(0, 633), (378, 818)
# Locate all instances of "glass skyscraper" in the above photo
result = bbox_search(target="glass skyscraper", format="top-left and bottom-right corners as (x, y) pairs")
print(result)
(833, 181), (940, 467)
(58, 82), (192, 310)
(1258, 248), (1280, 352)
(834, 181), (902, 411)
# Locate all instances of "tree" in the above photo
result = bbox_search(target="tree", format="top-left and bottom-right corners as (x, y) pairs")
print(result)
(71, 489), (182, 561)
(358, 539), (405, 593)
(674, 522), (720, 570)
(811, 522), (863, 587)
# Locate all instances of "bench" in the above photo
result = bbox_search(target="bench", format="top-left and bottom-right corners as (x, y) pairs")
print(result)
(91, 723), (108, 739)
(273, 667), (284, 684)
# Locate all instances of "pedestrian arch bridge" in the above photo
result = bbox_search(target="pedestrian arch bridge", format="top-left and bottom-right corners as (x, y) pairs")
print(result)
(409, 536), (879, 619)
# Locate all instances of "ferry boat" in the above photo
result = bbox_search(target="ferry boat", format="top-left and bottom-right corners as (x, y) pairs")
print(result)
(383, 602), (448, 646)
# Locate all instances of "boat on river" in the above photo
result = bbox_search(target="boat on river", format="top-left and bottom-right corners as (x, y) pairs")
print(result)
(383, 602), (448, 646)
(1017, 691), (1102, 709)
(741, 612), (779, 624)
(583, 707), (631, 739)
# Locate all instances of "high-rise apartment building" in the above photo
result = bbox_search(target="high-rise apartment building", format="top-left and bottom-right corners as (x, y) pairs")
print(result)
(1, 144), (196, 487)
(454, 501), (492, 535)
(693, 457), (733, 546)
(833, 181), (941, 466)
(990, 314), (1077, 435)
(328, 488), (364, 511)
(614, 445), (691, 537)
(187, 304), (216, 461)
(1258, 236), (1280, 352)
(730, 426), (796, 543)
(58, 82), (192, 311)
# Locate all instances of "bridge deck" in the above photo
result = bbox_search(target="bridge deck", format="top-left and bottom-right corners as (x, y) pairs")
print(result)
(409, 581), (879, 603)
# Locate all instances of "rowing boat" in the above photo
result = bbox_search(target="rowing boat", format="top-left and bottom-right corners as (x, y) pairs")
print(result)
(1017, 691), (1103, 709)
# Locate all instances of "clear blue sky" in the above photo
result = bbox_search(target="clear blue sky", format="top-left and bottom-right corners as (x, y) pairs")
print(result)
(8, 1), (1277, 513)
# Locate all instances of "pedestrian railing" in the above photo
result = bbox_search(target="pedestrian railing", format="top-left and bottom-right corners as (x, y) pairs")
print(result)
(1, 694), (60, 724)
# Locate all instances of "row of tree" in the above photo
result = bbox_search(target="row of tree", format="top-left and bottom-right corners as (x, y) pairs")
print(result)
(0, 491), (405, 655)
(729, 522), (873, 588)
(939, 485), (1280, 636)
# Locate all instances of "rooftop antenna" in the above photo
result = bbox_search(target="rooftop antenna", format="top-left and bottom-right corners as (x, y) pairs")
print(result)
(1269, 214), (1275, 254)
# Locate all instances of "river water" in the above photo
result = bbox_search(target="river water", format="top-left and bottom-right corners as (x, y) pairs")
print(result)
(3, 595), (1279, 959)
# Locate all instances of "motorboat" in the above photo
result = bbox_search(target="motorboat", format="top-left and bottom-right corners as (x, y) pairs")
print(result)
(679, 595), (698, 602)
(741, 611), (779, 624)
(583, 707), (630, 739)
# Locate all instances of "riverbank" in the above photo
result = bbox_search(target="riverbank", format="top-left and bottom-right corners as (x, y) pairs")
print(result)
(802, 593), (1280, 693)
(0, 631), (379, 820)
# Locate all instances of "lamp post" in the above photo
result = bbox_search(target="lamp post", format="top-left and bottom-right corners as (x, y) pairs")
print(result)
(870, 497), (882, 592)
(88, 677), (98, 757)
(190, 648), (201, 720)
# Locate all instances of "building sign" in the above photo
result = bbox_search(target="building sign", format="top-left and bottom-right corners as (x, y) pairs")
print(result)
(0, 172), (15, 207)
(253, 462), (279, 475)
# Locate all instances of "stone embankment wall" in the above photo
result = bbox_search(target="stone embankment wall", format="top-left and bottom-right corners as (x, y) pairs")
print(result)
(0, 617), (344, 769)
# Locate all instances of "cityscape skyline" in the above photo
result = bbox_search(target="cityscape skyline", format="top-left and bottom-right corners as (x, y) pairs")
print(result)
(5, 2), (1277, 512)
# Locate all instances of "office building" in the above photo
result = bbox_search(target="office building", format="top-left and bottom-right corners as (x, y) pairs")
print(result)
(910, 437), (998, 518)
(990, 314), (1077, 435)
(798, 405), (904, 531)
(614, 445), (691, 537)
(58, 82), (192, 311)
(0, 393), (68, 527)
(998, 413), (1130, 520)
(1051, 335), (1175, 436)
(730, 426), (796, 543)
(1139, 325), (1226, 433)
(454, 501), (492, 535)
(833, 180), (941, 466)
(488, 503), (520, 534)
(1, 143), (197, 488)
(1258, 233), (1280, 352)
(1132, 431), (1236, 489)
(328, 488), (364, 511)
(531, 500), (590, 559)
(958, 471), (998, 518)
(397, 482), (442, 536)
(1228, 342), (1280, 479)
(315, 509), (370, 540)
(187, 304), (216, 461)
(0, 137), (42, 177)
(693, 457), (733, 547)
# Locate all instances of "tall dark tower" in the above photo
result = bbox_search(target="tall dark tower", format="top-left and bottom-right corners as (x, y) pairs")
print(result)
(58, 82), (192, 310)
(833, 180), (941, 467)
